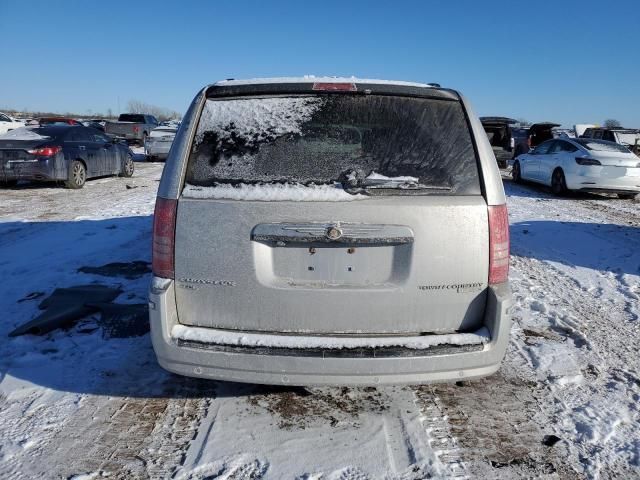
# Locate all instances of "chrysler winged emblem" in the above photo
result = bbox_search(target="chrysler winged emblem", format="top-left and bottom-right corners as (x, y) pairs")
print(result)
(325, 226), (343, 240)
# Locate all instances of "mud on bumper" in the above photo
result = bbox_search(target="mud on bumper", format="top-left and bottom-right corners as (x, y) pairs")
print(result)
(149, 280), (512, 386)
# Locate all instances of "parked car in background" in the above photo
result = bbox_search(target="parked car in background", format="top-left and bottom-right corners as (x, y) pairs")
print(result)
(0, 126), (134, 188)
(39, 117), (82, 126)
(144, 125), (178, 161)
(104, 113), (158, 145)
(0, 113), (25, 134)
(480, 117), (516, 168)
(554, 128), (576, 139)
(149, 77), (512, 386)
(512, 122), (560, 157)
(581, 127), (640, 156)
(575, 124), (596, 137)
(512, 138), (640, 198)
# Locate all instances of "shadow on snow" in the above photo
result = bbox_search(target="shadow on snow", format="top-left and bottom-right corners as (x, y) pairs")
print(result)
(511, 220), (640, 276)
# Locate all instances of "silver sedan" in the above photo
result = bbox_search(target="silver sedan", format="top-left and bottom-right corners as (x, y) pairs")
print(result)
(144, 126), (177, 161)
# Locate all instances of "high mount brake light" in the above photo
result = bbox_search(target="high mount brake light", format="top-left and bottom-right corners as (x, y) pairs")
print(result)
(28, 146), (62, 157)
(312, 82), (357, 92)
(152, 198), (177, 279)
(575, 156), (601, 166)
(488, 204), (509, 285)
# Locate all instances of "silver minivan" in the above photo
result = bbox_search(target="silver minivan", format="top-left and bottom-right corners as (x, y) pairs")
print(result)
(149, 77), (511, 386)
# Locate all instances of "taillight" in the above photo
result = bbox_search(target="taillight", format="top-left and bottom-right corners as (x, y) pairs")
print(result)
(28, 146), (62, 157)
(575, 156), (601, 166)
(312, 82), (357, 92)
(133, 126), (140, 133)
(488, 204), (509, 285)
(152, 197), (177, 279)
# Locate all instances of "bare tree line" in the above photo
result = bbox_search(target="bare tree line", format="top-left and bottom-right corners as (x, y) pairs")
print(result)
(2, 100), (182, 122)
(126, 100), (182, 121)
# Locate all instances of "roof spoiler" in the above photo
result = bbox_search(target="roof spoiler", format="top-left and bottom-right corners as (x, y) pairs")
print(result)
(205, 82), (460, 101)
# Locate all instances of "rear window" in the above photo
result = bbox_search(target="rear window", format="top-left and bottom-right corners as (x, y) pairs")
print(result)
(150, 127), (177, 138)
(118, 114), (146, 123)
(512, 128), (529, 138)
(574, 139), (631, 153)
(186, 94), (481, 195)
(614, 132), (640, 146)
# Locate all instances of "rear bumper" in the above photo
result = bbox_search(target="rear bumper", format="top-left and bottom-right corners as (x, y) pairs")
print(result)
(144, 143), (171, 158)
(566, 170), (640, 193)
(0, 159), (61, 181)
(149, 279), (512, 386)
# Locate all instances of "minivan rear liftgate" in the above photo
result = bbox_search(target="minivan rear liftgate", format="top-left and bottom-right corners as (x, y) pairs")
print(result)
(173, 196), (489, 335)
(149, 78), (512, 385)
(173, 86), (489, 336)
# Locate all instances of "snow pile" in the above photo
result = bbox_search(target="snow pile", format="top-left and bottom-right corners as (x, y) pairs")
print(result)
(0, 127), (50, 141)
(366, 172), (420, 182)
(194, 96), (324, 146)
(172, 325), (490, 350)
(182, 183), (365, 202)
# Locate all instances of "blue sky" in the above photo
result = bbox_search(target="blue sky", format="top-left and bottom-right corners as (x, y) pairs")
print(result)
(1, 0), (638, 127)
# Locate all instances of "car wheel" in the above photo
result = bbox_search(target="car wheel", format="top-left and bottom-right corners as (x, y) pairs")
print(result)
(551, 169), (567, 196)
(65, 160), (86, 189)
(617, 193), (637, 200)
(512, 161), (522, 183)
(120, 153), (135, 177)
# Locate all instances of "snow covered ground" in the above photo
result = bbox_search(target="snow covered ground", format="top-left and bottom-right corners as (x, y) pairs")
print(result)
(0, 165), (639, 479)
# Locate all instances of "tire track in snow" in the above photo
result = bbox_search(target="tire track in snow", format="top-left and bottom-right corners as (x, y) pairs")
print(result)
(174, 384), (449, 479)
(411, 388), (467, 478)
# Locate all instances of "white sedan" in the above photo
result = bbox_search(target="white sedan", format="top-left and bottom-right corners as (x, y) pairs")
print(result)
(512, 138), (640, 199)
(0, 112), (25, 135)
(144, 125), (177, 161)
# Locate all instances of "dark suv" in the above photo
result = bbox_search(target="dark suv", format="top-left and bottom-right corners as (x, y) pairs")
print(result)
(480, 117), (517, 168)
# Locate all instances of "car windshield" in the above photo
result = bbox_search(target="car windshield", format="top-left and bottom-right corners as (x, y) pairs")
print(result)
(186, 94), (481, 195)
(574, 139), (631, 153)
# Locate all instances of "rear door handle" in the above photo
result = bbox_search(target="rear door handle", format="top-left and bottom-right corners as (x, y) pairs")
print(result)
(78, 146), (86, 150)
(251, 223), (414, 246)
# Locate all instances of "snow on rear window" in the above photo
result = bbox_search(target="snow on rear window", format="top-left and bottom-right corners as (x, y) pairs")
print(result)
(182, 182), (365, 202)
(365, 172), (419, 182)
(186, 94), (481, 196)
(575, 139), (631, 153)
(0, 127), (51, 141)
(615, 132), (640, 146)
(150, 128), (176, 138)
(194, 96), (323, 148)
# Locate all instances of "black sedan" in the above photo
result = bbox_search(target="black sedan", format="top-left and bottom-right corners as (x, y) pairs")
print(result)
(0, 125), (134, 188)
